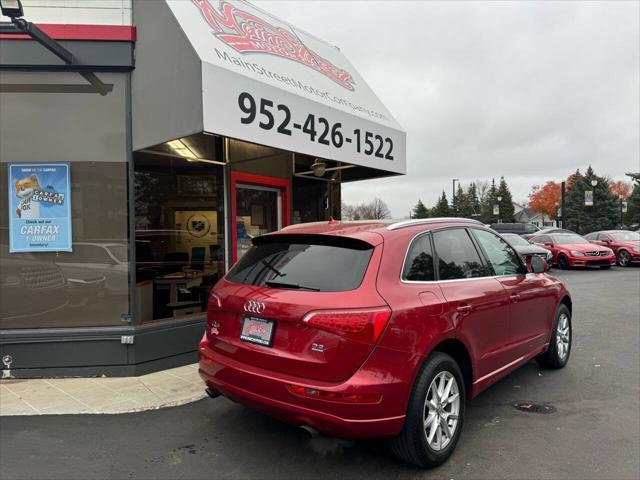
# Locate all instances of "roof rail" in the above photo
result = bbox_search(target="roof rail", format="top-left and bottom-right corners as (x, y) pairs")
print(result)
(386, 217), (485, 231)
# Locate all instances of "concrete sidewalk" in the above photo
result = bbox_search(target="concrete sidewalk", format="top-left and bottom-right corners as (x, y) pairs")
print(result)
(0, 364), (206, 416)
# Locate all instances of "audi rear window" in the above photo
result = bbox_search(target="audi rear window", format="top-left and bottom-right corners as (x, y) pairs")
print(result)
(226, 234), (374, 292)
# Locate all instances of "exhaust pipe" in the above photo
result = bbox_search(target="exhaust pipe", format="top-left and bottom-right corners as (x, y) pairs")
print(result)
(299, 425), (319, 439)
(205, 387), (220, 399)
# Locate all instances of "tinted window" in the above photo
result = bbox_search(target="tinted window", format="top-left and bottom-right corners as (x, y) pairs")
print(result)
(552, 234), (588, 245)
(402, 234), (435, 281)
(533, 235), (551, 244)
(611, 231), (640, 241)
(584, 233), (598, 241)
(491, 224), (520, 233)
(502, 234), (529, 246)
(433, 229), (490, 280)
(472, 229), (521, 276)
(226, 235), (373, 292)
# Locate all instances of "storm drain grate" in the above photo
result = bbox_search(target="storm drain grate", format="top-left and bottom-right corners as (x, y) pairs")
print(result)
(512, 402), (556, 414)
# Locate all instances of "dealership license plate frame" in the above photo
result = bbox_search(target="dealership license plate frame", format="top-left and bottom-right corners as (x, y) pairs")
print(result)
(240, 316), (275, 347)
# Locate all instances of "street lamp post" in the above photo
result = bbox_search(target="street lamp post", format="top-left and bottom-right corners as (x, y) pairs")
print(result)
(619, 195), (624, 228)
(495, 195), (502, 223)
(452, 178), (459, 206)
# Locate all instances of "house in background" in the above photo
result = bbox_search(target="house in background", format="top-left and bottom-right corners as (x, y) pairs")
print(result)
(513, 202), (558, 227)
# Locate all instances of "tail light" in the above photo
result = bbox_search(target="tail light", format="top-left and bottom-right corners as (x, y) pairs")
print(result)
(287, 384), (382, 404)
(301, 306), (391, 343)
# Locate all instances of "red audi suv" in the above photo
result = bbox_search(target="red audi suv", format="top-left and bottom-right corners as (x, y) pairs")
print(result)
(199, 218), (572, 468)
(529, 232), (616, 269)
(584, 230), (640, 267)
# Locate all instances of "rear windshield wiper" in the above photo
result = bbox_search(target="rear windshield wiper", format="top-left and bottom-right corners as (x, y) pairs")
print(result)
(265, 280), (320, 291)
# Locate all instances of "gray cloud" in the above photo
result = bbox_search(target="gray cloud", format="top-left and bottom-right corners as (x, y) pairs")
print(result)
(258, 0), (639, 216)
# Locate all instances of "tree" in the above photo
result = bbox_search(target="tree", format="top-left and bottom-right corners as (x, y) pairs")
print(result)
(431, 191), (450, 217)
(480, 178), (498, 224)
(467, 183), (481, 217)
(625, 173), (640, 226)
(565, 166), (618, 233)
(497, 176), (515, 222)
(412, 199), (430, 219)
(474, 179), (490, 205)
(626, 172), (640, 186)
(341, 202), (357, 220)
(626, 184), (640, 226)
(609, 180), (632, 200)
(453, 183), (474, 218)
(356, 198), (391, 219)
(529, 181), (561, 220)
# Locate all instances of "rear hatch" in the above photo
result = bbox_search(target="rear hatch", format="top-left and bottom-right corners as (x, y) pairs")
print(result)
(205, 233), (388, 382)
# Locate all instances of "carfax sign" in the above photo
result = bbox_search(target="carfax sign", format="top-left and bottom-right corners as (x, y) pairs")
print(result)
(8, 163), (72, 253)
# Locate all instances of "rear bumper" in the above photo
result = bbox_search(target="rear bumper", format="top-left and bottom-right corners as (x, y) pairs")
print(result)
(198, 339), (410, 438)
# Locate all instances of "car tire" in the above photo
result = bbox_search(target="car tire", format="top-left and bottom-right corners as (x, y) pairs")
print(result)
(617, 250), (630, 267)
(557, 254), (569, 270)
(390, 352), (465, 468)
(536, 304), (571, 369)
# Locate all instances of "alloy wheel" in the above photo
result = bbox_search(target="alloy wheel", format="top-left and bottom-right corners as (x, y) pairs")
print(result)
(556, 313), (570, 361)
(618, 250), (630, 267)
(423, 371), (460, 451)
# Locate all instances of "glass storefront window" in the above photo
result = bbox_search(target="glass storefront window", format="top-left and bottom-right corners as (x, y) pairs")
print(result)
(0, 72), (129, 329)
(133, 134), (225, 322)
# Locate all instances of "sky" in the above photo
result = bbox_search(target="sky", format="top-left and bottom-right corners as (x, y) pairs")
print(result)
(257, 0), (640, 217)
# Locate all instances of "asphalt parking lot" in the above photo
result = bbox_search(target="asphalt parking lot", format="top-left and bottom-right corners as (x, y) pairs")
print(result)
(1, 267), (639, 480)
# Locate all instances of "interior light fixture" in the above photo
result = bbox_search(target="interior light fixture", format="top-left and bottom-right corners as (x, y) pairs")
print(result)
(0, 0), (24, 18)
(311, 159), (327, 177)
(167, 139), (199, 159)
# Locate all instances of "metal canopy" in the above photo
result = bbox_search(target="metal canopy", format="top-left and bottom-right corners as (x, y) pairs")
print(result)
(132, 0), (406, 176)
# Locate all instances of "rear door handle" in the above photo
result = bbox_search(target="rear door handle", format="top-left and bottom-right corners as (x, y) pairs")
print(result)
(510, 294), (520, 303)
(456, 304), (472, 316)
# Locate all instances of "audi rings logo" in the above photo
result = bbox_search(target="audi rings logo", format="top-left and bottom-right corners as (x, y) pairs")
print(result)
(244, 300), (266, 314)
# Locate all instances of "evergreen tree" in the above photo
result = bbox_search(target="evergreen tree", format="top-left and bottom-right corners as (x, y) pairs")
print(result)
(497, 176), (515, 222)
(412, 199), (430, 219)
(565, 166), (618, 233)
(467, 183), (481, 217)
(626, 184), (640, 226)
(454, 184), (474, 218)
(451, 184), (464, 217)
(432, 191), (451, 217)
(625, 173), (640, 226)
(480, 178), (498, 223)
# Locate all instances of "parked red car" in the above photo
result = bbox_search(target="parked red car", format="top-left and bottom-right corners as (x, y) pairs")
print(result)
(199, 218), (572, 468)
(584, 230), (640, 267)
(529, 232), (616, 269)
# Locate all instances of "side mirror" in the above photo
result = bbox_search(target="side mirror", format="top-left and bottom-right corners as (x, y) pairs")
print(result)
(544, 242), (553, 248)
(525, 255), (547, 274)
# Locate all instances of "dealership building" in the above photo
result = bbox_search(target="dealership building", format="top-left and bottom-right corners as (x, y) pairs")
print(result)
(0, 0), (405, 377)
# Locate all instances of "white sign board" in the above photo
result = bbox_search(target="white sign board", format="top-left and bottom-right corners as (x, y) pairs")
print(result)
(166, 0), (406, 174)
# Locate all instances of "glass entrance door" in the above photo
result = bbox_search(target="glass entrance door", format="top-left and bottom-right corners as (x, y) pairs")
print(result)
(235, 183), (282, 262)
(230, 172), (290, 265)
